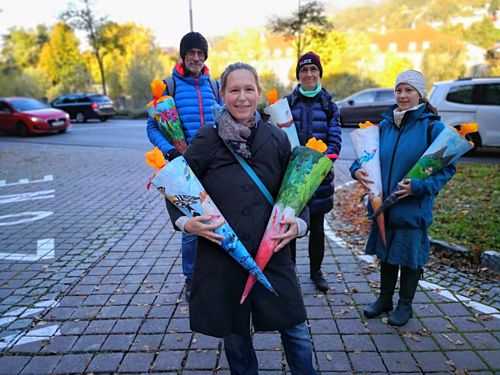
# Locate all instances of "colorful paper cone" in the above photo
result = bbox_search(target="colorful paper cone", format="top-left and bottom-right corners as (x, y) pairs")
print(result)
(350, 122), (387, 247)
(240, 145), (334, 303)
(263, 98), (300, 149)
(372, 124), (475, 218)
(146, 79), (187, 154)
(148, 152), (276, 295)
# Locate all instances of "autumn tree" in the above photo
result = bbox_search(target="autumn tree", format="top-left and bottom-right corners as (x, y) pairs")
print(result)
(1, 26), (48, 71)
(60, 0), (108, 94)
(422, 37), (466, 84)
(268, 0), (331, 58)
(38, 22), (92, 99)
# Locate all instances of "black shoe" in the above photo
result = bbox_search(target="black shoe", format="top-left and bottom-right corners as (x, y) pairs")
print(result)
(363, 262), (399, 319)
(185, 278), (192, 303)
(310, 271), (329, 292)
(388, 267), (421, 327)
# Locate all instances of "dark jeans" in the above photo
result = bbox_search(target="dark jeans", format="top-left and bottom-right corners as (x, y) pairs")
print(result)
(223, 322), (317, 375)
(181, 233), (197, 279)
(290, 213), (325, 274)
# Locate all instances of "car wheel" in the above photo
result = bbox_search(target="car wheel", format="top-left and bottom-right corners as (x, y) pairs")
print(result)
(100, 117), (108, 122)
(465, 132), (481, 155)
(17, 122), (29, 137)
(76, 112), (86, 123)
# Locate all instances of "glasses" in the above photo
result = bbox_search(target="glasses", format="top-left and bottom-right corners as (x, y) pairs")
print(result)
(299, 66), (319, 75)
(186, 50), (206, 59)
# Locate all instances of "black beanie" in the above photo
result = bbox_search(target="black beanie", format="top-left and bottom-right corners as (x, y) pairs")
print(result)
(179, 32), (209, 61)
(296, 51), (323, 79)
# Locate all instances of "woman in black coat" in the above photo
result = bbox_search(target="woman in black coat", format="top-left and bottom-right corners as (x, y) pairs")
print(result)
(167, 62), (317, 375)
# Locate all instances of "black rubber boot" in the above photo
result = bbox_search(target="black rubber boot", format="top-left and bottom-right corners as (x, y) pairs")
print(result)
(310, 270), (329, 292)
(364, 262), (399, 318)
(388, 266), (422, 326)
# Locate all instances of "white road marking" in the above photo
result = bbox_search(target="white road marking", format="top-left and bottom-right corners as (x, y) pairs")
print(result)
(0, 211), (53, 226)
(0, 190), (55, 204)
(0, 175), (53, 187)
(0, 238), (54, 261)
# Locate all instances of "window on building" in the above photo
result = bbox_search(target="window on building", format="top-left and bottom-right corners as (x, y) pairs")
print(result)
(388, 42), (397, 52)
(408, 42), (417, 51)
(422, 41), (430, 50)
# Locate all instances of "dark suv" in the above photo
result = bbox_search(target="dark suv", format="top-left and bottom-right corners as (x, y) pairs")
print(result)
(51, 94), (116, 122)
(336, 88), (395, 127)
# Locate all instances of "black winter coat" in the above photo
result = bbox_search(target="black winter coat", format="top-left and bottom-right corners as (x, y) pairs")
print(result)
(167, 120), (307, 338)
(288, 85), (342, 214)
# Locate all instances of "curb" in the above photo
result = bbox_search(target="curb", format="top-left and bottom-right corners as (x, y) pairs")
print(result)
(430, 237), (500, 273)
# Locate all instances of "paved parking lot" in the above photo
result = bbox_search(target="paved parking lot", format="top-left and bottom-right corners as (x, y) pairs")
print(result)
(0, 141), (498, 374)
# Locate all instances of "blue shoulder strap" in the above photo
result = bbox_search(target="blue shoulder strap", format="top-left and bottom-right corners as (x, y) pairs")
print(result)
(227, 147), (275, 206)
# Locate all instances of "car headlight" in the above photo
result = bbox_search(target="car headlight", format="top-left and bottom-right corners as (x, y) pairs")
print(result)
(29, 116), (43, 123)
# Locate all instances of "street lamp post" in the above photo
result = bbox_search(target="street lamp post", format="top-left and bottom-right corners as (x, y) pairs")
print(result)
(189, 0), (193, 31)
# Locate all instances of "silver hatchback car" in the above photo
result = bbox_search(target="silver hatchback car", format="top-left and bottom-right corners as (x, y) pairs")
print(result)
(429, 77), (500, 150)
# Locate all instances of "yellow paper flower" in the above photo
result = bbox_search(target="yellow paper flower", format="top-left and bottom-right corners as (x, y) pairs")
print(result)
(266, 88), (279, 104)
(459, 122), (478, 137)
(306, 137), (328, 153)
(359, 121), (374, 128)
(145, 147), (166, 170)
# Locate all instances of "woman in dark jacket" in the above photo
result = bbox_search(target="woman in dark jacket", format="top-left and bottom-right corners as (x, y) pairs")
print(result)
(350, 70), (456, 326)
(167, 62), (317, 374)
(287, 51), (342, 292)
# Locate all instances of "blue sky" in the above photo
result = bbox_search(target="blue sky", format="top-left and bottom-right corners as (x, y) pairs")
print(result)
(0, 0), (306, 48)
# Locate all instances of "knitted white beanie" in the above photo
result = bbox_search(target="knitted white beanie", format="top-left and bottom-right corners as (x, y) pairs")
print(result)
(395, 70), (427, 98)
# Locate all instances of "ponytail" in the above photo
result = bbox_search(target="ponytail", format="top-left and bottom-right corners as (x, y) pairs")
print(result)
(420, 98), (438, 115)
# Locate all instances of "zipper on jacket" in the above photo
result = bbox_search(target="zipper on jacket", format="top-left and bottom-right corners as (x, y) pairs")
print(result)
(195, 78), (205, 127)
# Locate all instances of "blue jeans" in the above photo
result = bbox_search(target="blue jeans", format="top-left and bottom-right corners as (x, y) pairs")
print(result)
(223, 322), (317, 375)
(181, 233), (197, 279)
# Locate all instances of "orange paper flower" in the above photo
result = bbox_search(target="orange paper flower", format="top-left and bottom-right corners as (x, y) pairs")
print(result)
(359, 121), (374, 128)
(459, 123), (478, 137)
(151, 79), (166, 99)
(266, 88), (279, 104)
(306, 137), (328, 153)
(145, 147), (166, 170)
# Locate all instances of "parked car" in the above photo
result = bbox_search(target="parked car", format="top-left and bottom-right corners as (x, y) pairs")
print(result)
(51, 93), (116, 123)
(0, 97), (70, 136)
(429, 77), (500, 150)
(336, 88), (395, 127)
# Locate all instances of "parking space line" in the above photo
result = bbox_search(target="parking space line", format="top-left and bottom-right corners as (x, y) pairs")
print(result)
(0, 175), (53, 187)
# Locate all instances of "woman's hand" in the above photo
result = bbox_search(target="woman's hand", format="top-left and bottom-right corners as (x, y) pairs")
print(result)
(395, 178), (413, 199)
(184, 215), (225, 245)
(272, 217), (298, 253)
(354, 169), (374, 189)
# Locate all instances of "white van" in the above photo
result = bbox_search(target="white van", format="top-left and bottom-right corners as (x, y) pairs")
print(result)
(429, 77), (500, 150)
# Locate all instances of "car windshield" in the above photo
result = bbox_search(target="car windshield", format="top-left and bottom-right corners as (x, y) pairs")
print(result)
(10, 98), (49, 111)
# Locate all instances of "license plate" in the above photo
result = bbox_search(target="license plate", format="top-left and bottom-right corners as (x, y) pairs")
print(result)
(51, 120), (64, 127)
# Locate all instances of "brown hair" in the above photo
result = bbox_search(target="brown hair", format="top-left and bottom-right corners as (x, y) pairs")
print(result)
(220, 62), (262, 94)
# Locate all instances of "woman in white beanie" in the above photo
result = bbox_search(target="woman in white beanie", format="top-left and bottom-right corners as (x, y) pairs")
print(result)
(349, 70), (456, 326)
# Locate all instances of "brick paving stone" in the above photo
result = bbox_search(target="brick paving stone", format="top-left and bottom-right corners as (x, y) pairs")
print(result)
(336, 318), (368, 334)
(111, 318), (142, 334)
(342, 334), (376, 351)
(438, 302), (472, 316)
(84, 319), (116, 334)
(130, 333), (163, 351)
(477, 350), (500, 369)
(152, 350), (186, 371)
(309, 319), (338, 334)
(432, 332), (471, 350)
(315, 351), (352, 373)
(312, 334), (344, 351)
(306, 305), (333, 319)
(72, 334), (106, 352)
(191, 334), (221, 350)
(87, 352), (123, 373)
(184, 349), (217, 370)
(252, 333), (282, 350)
(463, 332), (499, 350)
(413, 351), (452, 372)
(256, 350), (283, 370)
(403, 334), (440, 351)
(41, 335), (78, 353)
(161, 332), (192, 350)
(147, 305), (175, 318)
(101, 334), (134, 351)
(52, 353), (93, 374)
(348, 352), (386, 372)
(0, 355), (30, 375)
(414, 303), (444, 317)
(446, 351), (490, 371)
(381, 351), (421, 372)
(139, 318), (169, 334)
(372, 333), (407, 351)
(118, 352), (155, 372)
(20, 355), (62, 375)
(364, 319), (394, 334)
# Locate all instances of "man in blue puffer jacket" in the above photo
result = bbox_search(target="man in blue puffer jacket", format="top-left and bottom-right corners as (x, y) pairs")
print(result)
(147, 32), (222, 302)
(287, 52), (342, 292)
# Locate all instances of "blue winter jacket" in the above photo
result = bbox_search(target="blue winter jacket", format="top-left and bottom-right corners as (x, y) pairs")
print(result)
(147, 61), (222, 157)
(289, 85), (342, 214)
(350, 104), (456, 229)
